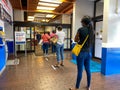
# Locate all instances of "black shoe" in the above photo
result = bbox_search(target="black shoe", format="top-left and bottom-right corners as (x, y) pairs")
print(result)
(60, 64), (64, 66)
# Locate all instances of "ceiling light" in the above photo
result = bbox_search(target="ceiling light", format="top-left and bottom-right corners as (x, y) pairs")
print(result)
(42, 19), (46, 22)
(28, 16), (34, 19)
(46, 14), (54, 18)
(28, 16), (34, 21)
(36, 9), (53, 13)
(42, 19), (49, 22)
(39, 0), (62, 4)
(28, 18), (34, 21)
(38, 2), (59, 7)
(34, 14), (46, 17)
(37, 6), (55, 10)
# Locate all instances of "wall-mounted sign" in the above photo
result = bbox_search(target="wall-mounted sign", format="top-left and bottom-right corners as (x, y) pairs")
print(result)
(0, 0), (12, 17)
(0, 0), (12, 24)
(15, 31), (26, 45)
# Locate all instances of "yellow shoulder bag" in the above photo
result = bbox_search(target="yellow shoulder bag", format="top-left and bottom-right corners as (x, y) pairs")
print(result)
(72, 35), (89, 56)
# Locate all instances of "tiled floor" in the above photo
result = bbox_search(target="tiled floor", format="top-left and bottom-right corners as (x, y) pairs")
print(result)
(0, 52), (120, 90)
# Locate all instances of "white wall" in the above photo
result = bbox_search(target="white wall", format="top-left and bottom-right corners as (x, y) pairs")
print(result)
(62, 14), (71, 24)
(14, 9), (24, 21)
(102, 0), (120, 47)
(72, 0), (94, 39)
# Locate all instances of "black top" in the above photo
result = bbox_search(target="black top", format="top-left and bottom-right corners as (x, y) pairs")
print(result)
(77, 26), (90, 52)
(36, 34), (41, 42)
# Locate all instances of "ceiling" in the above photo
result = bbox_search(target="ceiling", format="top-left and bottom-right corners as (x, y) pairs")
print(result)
(9, 0), (75, 23)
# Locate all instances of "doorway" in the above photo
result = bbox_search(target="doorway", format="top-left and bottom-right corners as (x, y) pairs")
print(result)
(14, 22), (71, 56)
(35, 25), (71, 56)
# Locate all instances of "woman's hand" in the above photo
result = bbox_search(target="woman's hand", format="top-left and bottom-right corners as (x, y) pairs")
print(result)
(74, 32), (80, 42)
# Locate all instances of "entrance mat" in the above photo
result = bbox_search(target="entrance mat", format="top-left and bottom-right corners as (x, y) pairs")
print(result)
(70, 59), (101, 73)
(7, 59), (19, 65)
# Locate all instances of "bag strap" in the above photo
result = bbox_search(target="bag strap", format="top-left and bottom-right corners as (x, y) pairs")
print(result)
(81, 35), (89, 47)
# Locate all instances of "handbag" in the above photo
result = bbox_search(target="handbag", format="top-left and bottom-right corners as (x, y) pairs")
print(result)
(50, 37), (58, 44)
(72, 35), (89, 56)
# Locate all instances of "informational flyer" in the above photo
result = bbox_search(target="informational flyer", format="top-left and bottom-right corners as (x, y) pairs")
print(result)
(15, 31), (26, 45)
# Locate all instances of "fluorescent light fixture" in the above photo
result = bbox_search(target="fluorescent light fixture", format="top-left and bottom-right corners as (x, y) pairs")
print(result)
(34, 14), (46, 17)
(42, 19), (49, 22)
(39, 0), (62, 4)
(28, 16), (34, 21)
(42, 19), (46, 22)
(28, 18), (34, 21)
(37, 6), (55, 10)
(38, 2), (59, 7)
(28, 16), (34, 19)
(46, 14), (54, 18)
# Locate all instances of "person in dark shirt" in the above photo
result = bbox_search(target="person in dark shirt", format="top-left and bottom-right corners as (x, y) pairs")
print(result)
(69, 16), (94, 90)
(36, 32), (41, 43)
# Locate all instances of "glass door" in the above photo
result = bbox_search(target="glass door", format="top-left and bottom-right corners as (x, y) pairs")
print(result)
(14, 26), (35, 53)
(62, 27), (71, 50)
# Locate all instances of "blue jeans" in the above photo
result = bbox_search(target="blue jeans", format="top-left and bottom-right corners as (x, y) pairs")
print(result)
(52, 43), (56, 53)
(76, 51), (91, 89)
(56, 43), (64, 62)
(42, 43), (49, 54)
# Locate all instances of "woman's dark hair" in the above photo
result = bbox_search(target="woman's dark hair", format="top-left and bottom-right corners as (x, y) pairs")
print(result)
(57, 26), (62, 31)
(52, 30), (56, 33)
(81, 16), (95, 47)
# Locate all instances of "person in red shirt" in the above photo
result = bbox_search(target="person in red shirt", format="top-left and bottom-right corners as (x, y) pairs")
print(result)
(41, 32), (50, 56)
(50, 30), (57, 53)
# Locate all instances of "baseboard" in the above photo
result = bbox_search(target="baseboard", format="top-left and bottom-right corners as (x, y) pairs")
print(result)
(0, 66), (6, 76)
(93, 57), (101, 60)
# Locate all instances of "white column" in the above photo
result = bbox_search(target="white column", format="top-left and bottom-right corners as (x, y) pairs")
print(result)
(102, 0), (120, 47)
(72, 0), (94, 39)
(101, 0), (120, 75)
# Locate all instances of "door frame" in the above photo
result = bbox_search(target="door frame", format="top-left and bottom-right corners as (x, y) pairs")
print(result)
(13, 21), (72, 53)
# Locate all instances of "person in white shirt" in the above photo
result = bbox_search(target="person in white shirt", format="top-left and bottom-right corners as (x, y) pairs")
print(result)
(54, 26), (65, 67)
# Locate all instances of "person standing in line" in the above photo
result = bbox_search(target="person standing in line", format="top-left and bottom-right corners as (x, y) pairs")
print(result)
(54, 26), (65, 67)
(36, 32), (41, 44)
(41, 32), (50, 56)
(69, 16), (94, 90)
(50, 30), (57, 53)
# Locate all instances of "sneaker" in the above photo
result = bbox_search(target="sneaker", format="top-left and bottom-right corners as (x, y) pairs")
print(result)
(54, 64), (60, 68)
(60, 63), (64, 66)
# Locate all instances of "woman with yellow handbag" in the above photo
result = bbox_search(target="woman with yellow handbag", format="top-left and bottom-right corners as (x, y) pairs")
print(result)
(69, 16), (94, 90)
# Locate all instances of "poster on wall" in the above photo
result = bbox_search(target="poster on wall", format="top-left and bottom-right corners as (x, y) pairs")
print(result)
(15, 31), (26, 45)
(0, 0), (13, 23)
(0, 0), (12, 17)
